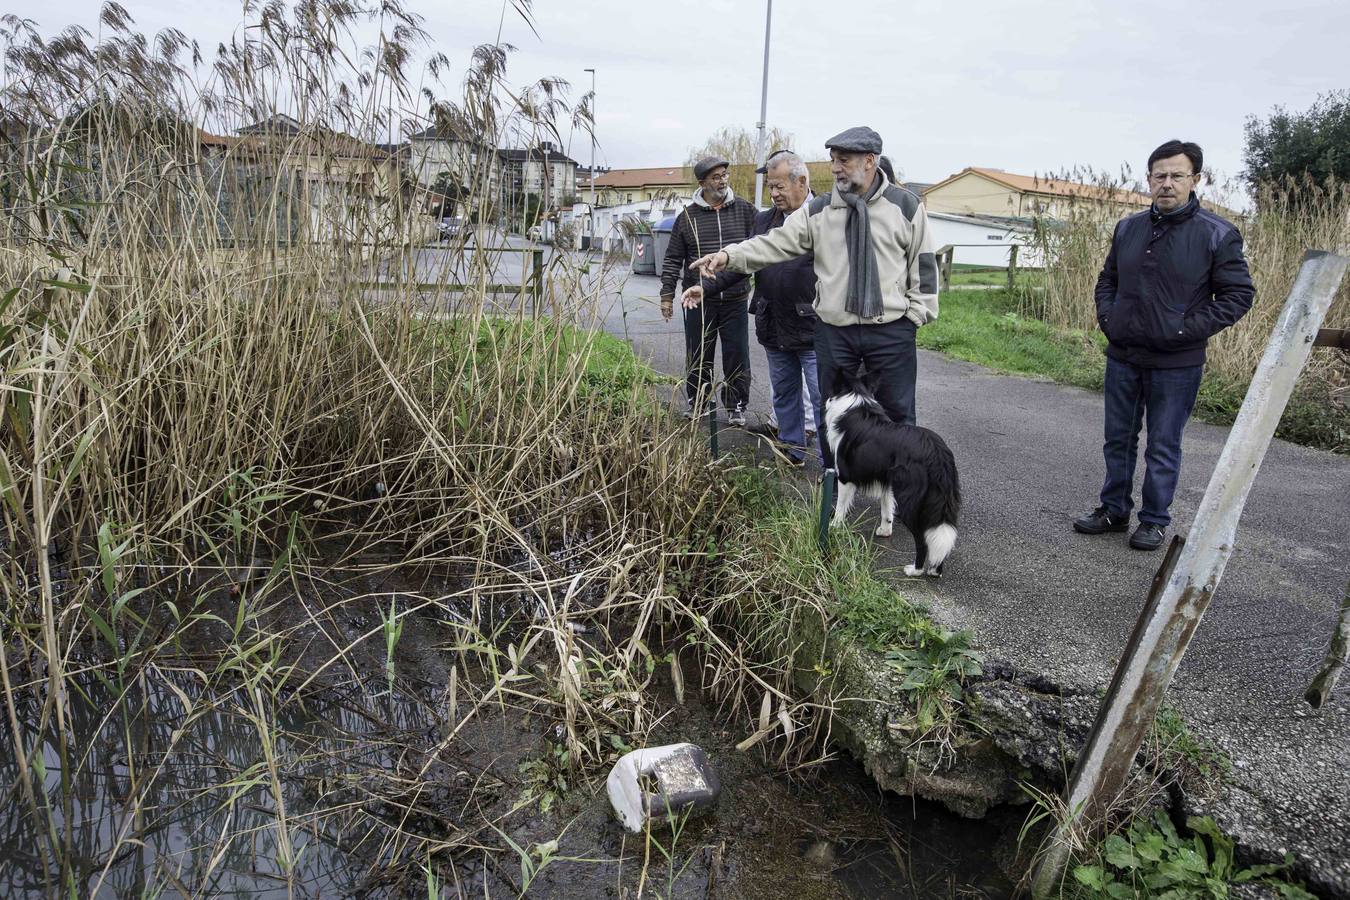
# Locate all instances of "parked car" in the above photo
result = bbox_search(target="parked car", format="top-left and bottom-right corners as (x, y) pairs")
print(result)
(437, 216), (463, 240)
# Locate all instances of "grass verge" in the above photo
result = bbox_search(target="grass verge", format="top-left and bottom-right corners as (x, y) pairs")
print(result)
(923, 288), (1350, 452)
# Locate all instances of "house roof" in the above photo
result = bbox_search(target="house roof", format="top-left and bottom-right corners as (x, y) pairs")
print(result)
(202, 123), (390, 160)
(594, 166), (694, 188)
(236, 113), (304, 136)
(408, 123), (471, 142)
(498, 145), (581, 166)
(928, 210), (1036, 232)
(930, 166), (1152, 206)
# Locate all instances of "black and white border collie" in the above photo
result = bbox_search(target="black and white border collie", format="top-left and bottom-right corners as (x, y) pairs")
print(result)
(824, 371), (961, 576)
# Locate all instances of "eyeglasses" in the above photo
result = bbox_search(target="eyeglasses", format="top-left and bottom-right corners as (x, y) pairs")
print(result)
(704, 170), (730, 182)
(1148, 171), (1195, 184)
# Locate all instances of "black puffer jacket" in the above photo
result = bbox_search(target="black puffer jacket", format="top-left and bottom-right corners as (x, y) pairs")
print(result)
(1094, 196), (1254, 368)
(659, 188), (754, 301)
(750, 205), (816, 351)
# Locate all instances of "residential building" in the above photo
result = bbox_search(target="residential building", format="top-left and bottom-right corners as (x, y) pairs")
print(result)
(591, 166), (694, 206)
(926, 211), (1041, 268)
(201, 117), (412, 244)
(406, 122), (501, 218)
(924, 167), (1152, 219)
(499, 141), (580, 211)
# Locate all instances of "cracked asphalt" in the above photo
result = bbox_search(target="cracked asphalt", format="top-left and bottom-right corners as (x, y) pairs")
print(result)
(597, 267), (1350, 895)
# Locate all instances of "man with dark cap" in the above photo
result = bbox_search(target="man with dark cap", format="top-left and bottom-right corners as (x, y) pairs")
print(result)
(659, 156), (758, 424)
(687, 127), (939, 464)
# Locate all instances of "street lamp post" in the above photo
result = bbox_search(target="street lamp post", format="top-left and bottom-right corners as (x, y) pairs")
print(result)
(584, 67), (597, 252)
(753, 0), (773, 209)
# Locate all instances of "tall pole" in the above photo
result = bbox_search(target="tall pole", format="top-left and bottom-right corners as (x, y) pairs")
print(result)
(753, 0), (772, 209)
(585, 67), (597, 252)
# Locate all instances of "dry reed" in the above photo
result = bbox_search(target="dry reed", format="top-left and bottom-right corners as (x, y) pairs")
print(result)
(0, 4), (868, 895)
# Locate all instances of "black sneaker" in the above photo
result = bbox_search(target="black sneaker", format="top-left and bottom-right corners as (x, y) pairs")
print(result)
(1129, 522), (1166, 551)
(1073, 506), (1130, 535)
(746, 422), (778, 439)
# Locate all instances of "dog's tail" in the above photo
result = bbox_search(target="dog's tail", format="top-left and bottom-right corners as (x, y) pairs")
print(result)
(923, 523), (958, 570)
(921, 439), (961, 571)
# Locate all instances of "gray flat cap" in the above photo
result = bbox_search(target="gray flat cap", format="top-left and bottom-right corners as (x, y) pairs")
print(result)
(693, 156), (730, 180)
(825, 126), (883, 154)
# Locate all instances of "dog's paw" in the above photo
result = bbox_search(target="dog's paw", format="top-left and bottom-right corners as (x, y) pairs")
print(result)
(830, 516), (847, 529)
(902, 564), (922, 577)
(874, 523), (893, 538)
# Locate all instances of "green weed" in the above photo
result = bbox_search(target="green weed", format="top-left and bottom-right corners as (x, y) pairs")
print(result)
(1072, 811), (1314, 899)
(1151, 705), (1232, 782)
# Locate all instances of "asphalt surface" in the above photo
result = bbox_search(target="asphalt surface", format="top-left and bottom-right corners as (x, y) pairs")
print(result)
(598, 268), (1350, 893)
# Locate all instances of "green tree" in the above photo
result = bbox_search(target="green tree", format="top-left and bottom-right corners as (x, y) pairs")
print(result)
(1244, 90), (1350, 191)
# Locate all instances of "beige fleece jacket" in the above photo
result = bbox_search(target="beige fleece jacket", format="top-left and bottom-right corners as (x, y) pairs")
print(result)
(721, 173), (939, 328)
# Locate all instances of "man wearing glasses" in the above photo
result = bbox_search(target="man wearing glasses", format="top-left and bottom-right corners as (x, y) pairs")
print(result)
(1073, 139), (1254, 551)
(659, 156), (757, 424)
(744, 149), (821, 465)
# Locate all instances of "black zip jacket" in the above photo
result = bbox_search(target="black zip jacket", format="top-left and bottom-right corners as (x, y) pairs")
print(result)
(659, 190), (754, 301)
(1094, 196), (1254, 368)
(750, 205), (816, 351)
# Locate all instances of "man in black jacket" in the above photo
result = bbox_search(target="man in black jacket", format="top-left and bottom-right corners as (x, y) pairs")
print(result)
(1073, 139), (1255, 550)
(746, 150), (820, 464)
(660, 156), (757, 424)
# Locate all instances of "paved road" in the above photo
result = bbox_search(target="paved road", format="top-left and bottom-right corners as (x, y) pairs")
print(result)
(599, 270), (1350, 894)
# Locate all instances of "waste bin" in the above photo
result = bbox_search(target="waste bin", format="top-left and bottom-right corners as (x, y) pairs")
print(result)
(653, 214), (677, 274)
(631, 230), (656, 275)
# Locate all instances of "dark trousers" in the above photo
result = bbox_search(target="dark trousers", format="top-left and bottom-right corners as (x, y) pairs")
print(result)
(816, 317), (918, 467)
(1099, 357), (1204, 527)
(682, 298), (751, 412)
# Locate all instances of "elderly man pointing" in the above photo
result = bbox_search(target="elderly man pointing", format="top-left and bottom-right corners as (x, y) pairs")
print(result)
(688, 127), (939, 464)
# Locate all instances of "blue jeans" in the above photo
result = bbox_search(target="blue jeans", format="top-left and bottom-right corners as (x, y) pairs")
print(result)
(764, 347), (823, 461)
(1099, 357), (1204, 527)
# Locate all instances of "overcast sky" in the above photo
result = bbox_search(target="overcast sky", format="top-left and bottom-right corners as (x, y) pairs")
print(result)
(27, 0), (1349, 197)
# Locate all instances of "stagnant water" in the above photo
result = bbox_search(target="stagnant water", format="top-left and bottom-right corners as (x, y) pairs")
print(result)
(0, 658), (1023, 898)
(1, 546), (1025, 897)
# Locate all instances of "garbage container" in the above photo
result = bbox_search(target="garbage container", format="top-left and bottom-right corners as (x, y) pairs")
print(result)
(631, 230), (656, 275)
(653, 214), (677, 275)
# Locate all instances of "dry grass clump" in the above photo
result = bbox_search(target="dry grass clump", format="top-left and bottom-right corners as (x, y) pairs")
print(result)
(0, 4), (879, 895)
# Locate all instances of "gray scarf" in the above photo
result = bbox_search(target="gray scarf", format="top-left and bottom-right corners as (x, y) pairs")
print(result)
(837, 174), (884, 319)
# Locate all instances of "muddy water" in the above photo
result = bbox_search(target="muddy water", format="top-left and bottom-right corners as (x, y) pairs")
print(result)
(0, 562), (1022, 898)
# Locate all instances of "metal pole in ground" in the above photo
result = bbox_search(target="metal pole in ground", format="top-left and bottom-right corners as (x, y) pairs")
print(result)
(1305, 576), (1350, 709)
(818, 469), (837, 554)
(708, 404), (719, 460)
(1029, 250), (1350, 897)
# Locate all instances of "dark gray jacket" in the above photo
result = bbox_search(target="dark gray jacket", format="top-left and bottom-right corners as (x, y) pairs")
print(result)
(659, 188), (754, 301)
(750, 205), (816, 351)
(1094, 196), (1255, 368)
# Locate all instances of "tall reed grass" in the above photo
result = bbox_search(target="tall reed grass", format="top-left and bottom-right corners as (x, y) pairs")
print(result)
(0, 4), (923, 894)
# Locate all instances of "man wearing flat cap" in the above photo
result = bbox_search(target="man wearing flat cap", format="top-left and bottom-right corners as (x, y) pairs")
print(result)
(660, 156), (757, 424)
(689, 127), (939, 463)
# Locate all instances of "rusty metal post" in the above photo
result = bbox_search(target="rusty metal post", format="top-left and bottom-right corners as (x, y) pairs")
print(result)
(1030, 250), (1349, 897)
(1305, 576), (1350, 709)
